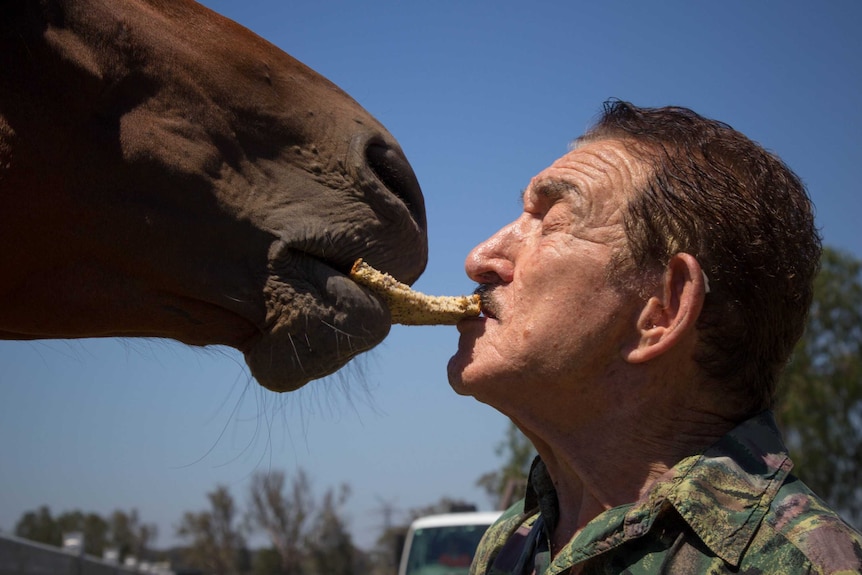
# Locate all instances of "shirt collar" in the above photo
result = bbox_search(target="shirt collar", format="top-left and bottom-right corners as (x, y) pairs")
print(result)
(660, 410), (793, 566)
(522, 411), (793, 568)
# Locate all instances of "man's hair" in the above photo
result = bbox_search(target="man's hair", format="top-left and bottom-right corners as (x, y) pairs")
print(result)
(581, 99), (822, 416)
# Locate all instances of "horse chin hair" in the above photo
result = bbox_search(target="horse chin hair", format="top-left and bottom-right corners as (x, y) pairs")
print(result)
(190, 350), (379, 470)
(111, 337), (379, 467)
(280, 351), (379, 419)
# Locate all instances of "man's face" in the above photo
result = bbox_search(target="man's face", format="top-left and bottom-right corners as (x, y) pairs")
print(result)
(447, 139), (646, 412)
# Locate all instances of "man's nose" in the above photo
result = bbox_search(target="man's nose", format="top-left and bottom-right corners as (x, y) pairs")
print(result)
(465, 221), (517, 285)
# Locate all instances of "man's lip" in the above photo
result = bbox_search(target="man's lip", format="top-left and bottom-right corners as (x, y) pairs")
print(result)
(456, 314), (487, 333)
(480, 305), (497, 320)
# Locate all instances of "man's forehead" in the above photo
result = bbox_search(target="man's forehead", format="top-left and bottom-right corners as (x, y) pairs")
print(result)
(527, 139), (645, 201)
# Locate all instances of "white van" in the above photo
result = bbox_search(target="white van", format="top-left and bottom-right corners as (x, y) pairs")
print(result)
(397, 511), (503, 575)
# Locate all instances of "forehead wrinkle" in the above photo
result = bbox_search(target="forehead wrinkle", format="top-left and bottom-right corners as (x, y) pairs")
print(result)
(523, 140), (645, 222)
(572, 146), (633, 187)
(581, 140), (648, 195)
(535, 147), (622, 198)
(561, 137), (642, 181)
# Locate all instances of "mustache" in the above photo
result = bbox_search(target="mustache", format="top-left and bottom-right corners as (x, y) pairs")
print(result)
(473, 284), (500, 319)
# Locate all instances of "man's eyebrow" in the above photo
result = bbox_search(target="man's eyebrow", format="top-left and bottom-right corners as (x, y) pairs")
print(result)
(524, 180), (580, 203)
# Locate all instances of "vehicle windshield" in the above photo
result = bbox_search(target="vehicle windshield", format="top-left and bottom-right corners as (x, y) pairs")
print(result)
(403, 524), (490, 575)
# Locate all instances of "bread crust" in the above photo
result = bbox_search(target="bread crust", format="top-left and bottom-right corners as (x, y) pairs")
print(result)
(350, 259), (481, 325)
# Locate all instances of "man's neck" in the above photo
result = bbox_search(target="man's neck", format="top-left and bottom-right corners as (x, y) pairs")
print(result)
(516, 393), (738, 553)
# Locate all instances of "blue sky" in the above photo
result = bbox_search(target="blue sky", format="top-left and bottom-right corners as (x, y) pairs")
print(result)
(1, 1), (860, 551)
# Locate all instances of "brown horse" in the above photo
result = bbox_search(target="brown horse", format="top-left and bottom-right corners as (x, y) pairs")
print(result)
(0, 0), (428, 392)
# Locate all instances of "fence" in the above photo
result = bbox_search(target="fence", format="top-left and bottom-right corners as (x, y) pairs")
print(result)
(0, 533), (172, 575)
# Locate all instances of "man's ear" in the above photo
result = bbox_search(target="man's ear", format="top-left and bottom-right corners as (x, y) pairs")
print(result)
(623, 253), (707, 364)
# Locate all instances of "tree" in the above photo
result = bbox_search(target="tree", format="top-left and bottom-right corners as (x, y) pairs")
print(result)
(55, 510), (109, 556)
(108, 509), (158, 563)
(368, 498), (407, 575)
(176, 485), (247, 575)
(15, 507), (110, 557)
(14, 505), (61, 547)
(13, 506), (156, 560)
(777, 246), (862, 527)
(251, 547), (284, 575)
(245, 469), (312, 575)
(307, 484), (354, 575)
(245, 468), (356, 575)
(476, 421), (536, 510)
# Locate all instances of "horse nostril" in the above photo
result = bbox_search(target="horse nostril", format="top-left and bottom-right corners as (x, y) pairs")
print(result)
(365, 141), (427, 230)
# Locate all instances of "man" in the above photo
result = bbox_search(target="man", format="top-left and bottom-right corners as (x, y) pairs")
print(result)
(448, 100), (862, 574)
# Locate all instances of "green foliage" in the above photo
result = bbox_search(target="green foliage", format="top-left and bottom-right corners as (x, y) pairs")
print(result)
(14, 505), (61, 547)
(15, 470), (361, 575)
(107, 509), (158, 561)
(307, 485), (354, 575)
(476, 421), (536, 510)
(251, 547), (284, 575)
(14, 505), (155, 560)
(777, 246), (862, 527)
(176, 485), (247, 575)
(55, 511), (108, 556)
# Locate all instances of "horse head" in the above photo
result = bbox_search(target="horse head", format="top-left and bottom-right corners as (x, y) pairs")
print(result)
(0, 0), (428, 391)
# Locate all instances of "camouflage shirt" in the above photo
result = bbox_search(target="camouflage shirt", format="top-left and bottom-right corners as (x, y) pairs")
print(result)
(471, 411), (862, 575)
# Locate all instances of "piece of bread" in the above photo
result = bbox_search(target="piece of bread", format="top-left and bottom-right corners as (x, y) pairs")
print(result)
(350, 259), (481, 325)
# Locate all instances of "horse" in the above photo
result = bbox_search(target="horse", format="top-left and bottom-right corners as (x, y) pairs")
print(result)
(0, 0), (428, 392)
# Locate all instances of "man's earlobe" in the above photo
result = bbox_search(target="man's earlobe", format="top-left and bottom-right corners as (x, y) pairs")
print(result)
(623, 253), (707, 364)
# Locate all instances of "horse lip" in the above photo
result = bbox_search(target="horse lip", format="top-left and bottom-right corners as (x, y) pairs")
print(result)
(244, 252), (391, 392)
(268, 237), (350, 276)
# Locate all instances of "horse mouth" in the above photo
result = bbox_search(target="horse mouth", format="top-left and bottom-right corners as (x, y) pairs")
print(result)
(242, 249), (393, 392)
